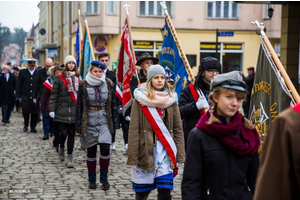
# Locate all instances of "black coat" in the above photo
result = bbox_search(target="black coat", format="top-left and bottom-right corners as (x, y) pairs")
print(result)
(0, 73), (16, 105)
(106, 69), (116, 85)
(33, 67), (48, 99)
(182, 127), (259, 200)
(179, 79), (210, 149)
(16, 68), (38, 114)
(242, 73), (255, 96)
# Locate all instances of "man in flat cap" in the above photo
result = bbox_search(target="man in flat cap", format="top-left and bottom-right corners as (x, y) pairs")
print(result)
(16, 59), (39, 132)
(241, 67), (255, 118)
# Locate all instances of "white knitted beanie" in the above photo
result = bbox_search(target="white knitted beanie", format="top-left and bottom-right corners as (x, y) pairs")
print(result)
(64, 55), (76, 66)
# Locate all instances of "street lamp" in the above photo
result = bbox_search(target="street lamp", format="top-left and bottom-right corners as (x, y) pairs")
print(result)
(268, 6), (274, 19)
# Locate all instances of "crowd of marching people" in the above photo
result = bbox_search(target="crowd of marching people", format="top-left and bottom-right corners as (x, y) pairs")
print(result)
(0, 52), (298, 200)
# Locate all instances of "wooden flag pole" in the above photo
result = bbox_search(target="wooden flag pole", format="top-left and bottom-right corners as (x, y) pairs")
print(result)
(160, 2), (195, 84)
(124, 4), (139, 84)
(252, 20), (300, 103)
(84, 13), (95, 61)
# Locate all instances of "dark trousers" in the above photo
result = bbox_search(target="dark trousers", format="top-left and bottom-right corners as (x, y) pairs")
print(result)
(37, 96), (41, 120)
(23, 113), (38, 129)
(111, 115), (129, 144)
(53, 121), (60, 147)
(2, 104), (14, 121)
(42, 106), (53, 136)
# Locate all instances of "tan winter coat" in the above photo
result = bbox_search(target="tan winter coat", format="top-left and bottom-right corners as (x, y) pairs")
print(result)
(127, 99), (185, 170)
(253, 107), (300, 200)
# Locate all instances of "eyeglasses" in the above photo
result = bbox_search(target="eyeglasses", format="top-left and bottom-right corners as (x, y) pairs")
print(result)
(207, 69), (219, 74)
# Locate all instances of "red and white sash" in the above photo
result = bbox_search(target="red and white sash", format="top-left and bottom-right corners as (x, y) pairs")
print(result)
(115, 85), (123, 102)
(139, 103), (178, 177)
(43, 79), (53, 91)
(58, 73), (77, 104)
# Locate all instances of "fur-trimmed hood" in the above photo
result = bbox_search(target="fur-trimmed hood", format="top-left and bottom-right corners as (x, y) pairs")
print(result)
(48, 66), (56, 77)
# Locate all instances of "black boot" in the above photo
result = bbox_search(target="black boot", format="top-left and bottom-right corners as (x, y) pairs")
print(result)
(100, 171), (110, 190)
(157, 194), (172, 200)
(88, 174), (97, 189)
(135, 192), (149, 200)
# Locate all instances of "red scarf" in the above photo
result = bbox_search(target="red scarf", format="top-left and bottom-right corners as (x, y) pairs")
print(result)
(196, 109), (260, 155)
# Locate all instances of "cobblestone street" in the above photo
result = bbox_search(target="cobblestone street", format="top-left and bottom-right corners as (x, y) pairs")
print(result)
(0, 110), (183, 199)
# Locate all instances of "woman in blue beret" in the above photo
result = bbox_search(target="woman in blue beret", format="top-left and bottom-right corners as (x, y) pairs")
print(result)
(75, 60), (119, 190)
(181, 71), (260, 200)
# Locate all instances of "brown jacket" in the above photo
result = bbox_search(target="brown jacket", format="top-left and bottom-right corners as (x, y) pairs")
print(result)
(127, 99), (185, 170)
(253, 107), (300, 200)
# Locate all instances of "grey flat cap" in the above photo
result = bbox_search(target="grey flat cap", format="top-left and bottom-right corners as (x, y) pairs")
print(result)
(210, 70), (246, 92)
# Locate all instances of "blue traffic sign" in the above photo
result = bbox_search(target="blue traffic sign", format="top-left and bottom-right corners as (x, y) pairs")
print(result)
(218, 31), (234, 37)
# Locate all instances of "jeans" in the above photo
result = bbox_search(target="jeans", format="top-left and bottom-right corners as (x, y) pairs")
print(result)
(42, 106), (53, 136)
(1, 104), (13, 121)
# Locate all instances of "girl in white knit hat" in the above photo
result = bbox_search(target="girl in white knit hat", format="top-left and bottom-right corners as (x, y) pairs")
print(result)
(127, 64), (185, 200)
(49, 55), (80, 168)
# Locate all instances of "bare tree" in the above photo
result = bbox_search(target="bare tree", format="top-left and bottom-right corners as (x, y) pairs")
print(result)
(0, 23), (11, 63)
(14, 27), (28, 59)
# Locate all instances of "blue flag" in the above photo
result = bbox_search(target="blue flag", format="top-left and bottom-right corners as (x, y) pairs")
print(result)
(80, 28), (93, 79)
(75, 25), (80, 66)
(160, 20), (190, 98)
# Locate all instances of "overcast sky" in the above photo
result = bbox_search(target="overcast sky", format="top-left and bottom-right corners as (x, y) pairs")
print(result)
(0, 1), (40, 33)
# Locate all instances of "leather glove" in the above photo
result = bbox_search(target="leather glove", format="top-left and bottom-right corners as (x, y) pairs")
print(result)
(125, 116), (131, 121)
(49, 112), (55, 118)
(196, 96), (209, 110)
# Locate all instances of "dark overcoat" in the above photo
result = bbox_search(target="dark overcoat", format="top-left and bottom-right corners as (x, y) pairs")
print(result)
(16, 68), (38, 114)
(0, 72), (16, 105)
(33, 67), (48, 99)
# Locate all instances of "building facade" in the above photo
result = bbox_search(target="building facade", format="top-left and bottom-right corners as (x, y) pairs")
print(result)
(36, 1), (282, 75)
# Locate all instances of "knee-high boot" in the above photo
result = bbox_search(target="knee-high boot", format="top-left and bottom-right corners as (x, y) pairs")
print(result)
(100, 171), (110, 190)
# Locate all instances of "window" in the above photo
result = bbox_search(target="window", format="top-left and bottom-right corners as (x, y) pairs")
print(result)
(186, 55), (197, 68)
(108, 1), (115, 15)
(53, 2), (57, 28)
(200, 42), (244, 72)
(133, 41), (162, 61)
(86, 1), (98, 14)
(274, 43), (280, 58)
(139, 1), (172, 17)
(206, 1), (238, 19)
(63, 1), (68, 23)
(263, 4), (271, 20)
(72, 2), (79, 21)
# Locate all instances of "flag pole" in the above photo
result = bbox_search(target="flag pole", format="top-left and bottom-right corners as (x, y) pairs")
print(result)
(160, 2), (195, 84)
(252, 20), (300, 103)
(123, 4), (139, 84)
(78, 8), (82, 67)
(84, 13), (95, 61)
